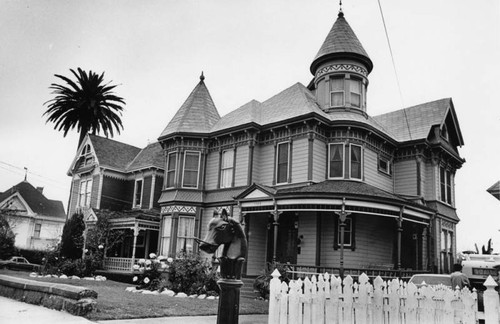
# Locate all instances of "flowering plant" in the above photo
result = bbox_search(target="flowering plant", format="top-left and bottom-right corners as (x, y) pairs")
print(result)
(132, 253), (172, 291)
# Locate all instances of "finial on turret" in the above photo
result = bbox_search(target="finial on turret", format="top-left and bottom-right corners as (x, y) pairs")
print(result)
(200, 71), (205, 81)
(338, 0), (344, 17)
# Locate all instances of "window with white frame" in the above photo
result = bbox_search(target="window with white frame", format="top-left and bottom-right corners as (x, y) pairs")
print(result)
(166, 152), (177, 188)
(329, 143), (344, 178)
(182, 151), (200, 188)
(79, 179), (92, 207)
(220, 150), (234, 188)
(440, 167), (452, 205)
(378, 156), (392, 175)
(34, 223), (42, 238)
(350, 79), (362, 108)
(330, 77), (344, 107)
(276, 142), (289, 184)
(350, 144), (362, 180)
(161, 216), (172, 256)
(337, 217), (353, 247)
(133, 179), (143, 208)
(177, 216), (195, 253)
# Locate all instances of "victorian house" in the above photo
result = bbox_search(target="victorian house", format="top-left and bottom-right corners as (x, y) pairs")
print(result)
(68, 11), (464, 276)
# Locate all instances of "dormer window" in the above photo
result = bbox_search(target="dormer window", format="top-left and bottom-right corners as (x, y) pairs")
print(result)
(182, 151), (200, 189)
(330, 77), (344, 107)
(441, 124), (449, 141)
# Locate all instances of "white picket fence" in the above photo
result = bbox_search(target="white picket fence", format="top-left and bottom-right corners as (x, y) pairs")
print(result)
(268, 270), (500, 324)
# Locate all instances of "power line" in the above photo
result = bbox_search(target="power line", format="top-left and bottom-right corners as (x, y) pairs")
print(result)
(376, 0), (412, 140)
(0, 160), (69, 190)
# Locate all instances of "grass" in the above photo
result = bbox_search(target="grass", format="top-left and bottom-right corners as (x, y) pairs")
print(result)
(0, 269), (268, 320)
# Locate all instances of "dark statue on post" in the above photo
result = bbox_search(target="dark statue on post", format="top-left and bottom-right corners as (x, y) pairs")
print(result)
(197, 209), (247, 324)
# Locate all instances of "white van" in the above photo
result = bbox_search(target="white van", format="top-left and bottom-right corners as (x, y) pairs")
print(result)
(461, 259), (500, 287)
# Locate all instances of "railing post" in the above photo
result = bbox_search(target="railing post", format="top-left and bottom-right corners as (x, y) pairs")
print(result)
(268, 268), (281, 324)
(483, 275), (499, 324)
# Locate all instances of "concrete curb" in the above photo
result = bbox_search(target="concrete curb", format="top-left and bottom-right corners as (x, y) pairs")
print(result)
(0, 274), (97, 316)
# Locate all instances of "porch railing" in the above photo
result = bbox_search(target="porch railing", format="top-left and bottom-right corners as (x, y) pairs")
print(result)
(103, 257), (137, 272)
(279, 263), (429, 281)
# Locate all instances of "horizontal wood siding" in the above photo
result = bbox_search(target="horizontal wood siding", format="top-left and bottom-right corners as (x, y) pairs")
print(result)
(257, 144), (274, 186)
(424, 162), (437, 200)
(234, 145), (249, 187)
(297, 212), (317, 265)
(246, 214), (268, 276)
(252, 145), (261, 184)
(291, 138), (308, 183)
(142, 175), (152, 208)
(363, 148), (393, 192)
(312, 139), (327, 182)
(320, 213), (395, 268)
(394, 160), (417, 196)
(204, 152), (219, 190)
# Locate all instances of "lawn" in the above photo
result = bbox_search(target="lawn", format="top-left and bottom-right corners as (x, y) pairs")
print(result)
(0, 269), (268, 321)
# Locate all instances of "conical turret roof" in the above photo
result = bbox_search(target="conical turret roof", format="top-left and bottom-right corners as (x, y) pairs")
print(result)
(310, 12), (373, 75)
(159, 73), (220, 139)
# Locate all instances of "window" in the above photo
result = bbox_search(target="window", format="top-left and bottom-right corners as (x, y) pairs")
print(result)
(133, 179), (143, 208)
(440, 167), (452, 204)
(350, 145), (362, 180)
(350, 79), (362, 108)
(220, 150), (234, 188)
(378, 157), (392, 175)
(34, 223), (41, 238)
(166, 153), (177, 188)
(329, 143), (344, 178)
(182, 151), (200, 188)
(79, 179), (92, 207)
(161, 216), (172, 256)
(334, 215), (355, 250)
(276, 142), (289, 184)
(441, 124), (449, 141)
(330, 77), (344, 107)
(177, 216), (195, 253)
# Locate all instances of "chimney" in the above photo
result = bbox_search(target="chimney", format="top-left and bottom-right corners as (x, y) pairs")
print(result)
(36, 187), (44, 194)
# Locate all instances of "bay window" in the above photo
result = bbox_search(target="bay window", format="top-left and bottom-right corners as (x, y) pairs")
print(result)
(177, 216), (195, 253)
(329, 143), (344, 178)
(350, 144), (362, 180)
(161, 216), (172, 256)
(330, 77), (344, 107)
(79, 178), (92, 208)
(440, 167), (452, 204)
(166, 152), (177, 188)
(350, 79), (362, 108)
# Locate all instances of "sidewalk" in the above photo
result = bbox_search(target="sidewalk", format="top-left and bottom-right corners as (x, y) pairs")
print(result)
(0, 296), (268, 324)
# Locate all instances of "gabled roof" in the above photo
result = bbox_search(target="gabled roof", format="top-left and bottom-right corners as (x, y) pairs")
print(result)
(487, 181), (500, 201)
(127, 142), (164, 172)
(0, 181), (66, 219)
(89, 134), (141, 171)
(373, 98), (464, 145)
(311, 12), (373, 74)
(159, 75), (220, 139)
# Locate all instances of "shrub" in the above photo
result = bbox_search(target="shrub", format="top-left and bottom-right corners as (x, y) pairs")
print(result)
(132, 253), (169, 291)
(167, 251), (217, 295)
(60, 213), (85, 259)
(253, 262), (291, 299)
(0, 214), (16, 259)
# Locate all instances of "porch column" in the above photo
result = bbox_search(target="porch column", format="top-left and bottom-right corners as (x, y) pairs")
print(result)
(271, 209), (282, 263)
(396, 207), (404, 271)
(421, 227), (428, 270)
(131, 223), (139, 271)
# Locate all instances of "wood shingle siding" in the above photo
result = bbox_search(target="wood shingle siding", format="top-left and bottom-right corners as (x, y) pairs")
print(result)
(234, 146), (249, 187)
(291, 138), (309, 183)
(363, 148), (393, 192)
(394, 160), (417, 196)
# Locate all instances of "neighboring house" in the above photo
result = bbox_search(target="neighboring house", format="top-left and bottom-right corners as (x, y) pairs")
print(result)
(0, 181), (66, 251)
(67, 135), (164, 269)
(487, 181), (500, 200)
(70, 11), (465, 275)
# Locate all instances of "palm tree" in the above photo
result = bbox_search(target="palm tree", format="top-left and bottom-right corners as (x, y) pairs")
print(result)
(44, 68), (126, 149)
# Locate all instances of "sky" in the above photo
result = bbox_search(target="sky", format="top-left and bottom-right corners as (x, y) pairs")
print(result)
(0, 0), (499, 252)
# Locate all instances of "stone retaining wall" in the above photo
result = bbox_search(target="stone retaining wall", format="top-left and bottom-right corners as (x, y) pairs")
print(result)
(0, 274), (97, 316)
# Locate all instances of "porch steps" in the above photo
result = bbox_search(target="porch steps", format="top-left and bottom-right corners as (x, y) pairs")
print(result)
(240, 277), (260, 299)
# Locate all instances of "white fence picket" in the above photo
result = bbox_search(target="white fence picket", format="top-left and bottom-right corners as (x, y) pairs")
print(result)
(268, 272), (497, 324)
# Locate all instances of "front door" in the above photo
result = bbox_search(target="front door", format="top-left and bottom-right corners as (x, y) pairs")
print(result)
(268, 213), (298, 264)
